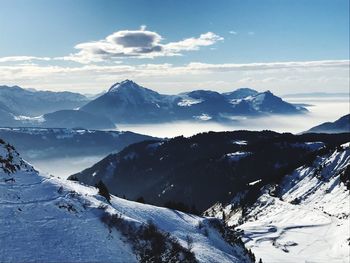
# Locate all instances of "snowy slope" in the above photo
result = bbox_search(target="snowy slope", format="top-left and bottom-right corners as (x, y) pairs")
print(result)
(208, 143), (350, 263)
(0, 139), (253, 263)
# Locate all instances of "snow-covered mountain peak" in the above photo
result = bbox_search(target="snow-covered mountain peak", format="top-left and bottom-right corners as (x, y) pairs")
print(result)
(108, 79), (142, 93)
(223, 88), (258, 100)
(106, 80), (163, 105)
(242, 90), (306, 114)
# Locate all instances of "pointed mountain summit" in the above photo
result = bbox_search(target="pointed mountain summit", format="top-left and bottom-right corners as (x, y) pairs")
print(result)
(108, 79), (146, 92)
(223, 88), (258, 100)
(81, 80), (171, 123)
(246, 90), (306, 114)
(108, 79), (136, 92)
(106, 79), (164, 104)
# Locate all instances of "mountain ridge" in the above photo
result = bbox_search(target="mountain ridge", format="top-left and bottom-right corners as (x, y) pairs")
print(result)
(0, 81), (308, 128)
(0, 85), (89, 116)
(305, 114), (350, 134)
(69, 131), (349, 212)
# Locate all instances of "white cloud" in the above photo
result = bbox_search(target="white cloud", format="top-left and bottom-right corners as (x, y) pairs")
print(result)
(57, 28), (223, 63)
(248, 31), (255, 36)
(261, 77), (279, 82)
(0, 60), (347, 78)
(237, 77), (254, 83)
(184, 60), (350, 71)
(0, 60), (348, 94)
(0, 24), (347, 95)
(163, 32), (223, 53)
(0, 56), (51, 63)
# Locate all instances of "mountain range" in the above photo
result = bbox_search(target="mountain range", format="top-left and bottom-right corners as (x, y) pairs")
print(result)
(81, 80), (307, 123)
(0, 85), (89, 116)
(0, 85), (114, 129)
(0, 81), (307, 129)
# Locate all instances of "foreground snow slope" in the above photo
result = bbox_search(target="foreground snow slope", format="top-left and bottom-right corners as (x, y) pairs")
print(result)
(211, 143), (350, 263)
(0, 139), (251, 263)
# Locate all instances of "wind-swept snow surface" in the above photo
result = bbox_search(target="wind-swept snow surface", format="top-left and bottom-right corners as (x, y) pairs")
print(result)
(0, 139), (252, 263)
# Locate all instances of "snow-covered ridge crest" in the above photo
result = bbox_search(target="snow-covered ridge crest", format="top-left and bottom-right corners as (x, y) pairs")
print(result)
(0, 139), (34, 174)
(108, 79), (137, 92)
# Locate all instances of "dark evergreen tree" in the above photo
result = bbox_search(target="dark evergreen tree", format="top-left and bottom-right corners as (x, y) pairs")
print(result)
(222, 211), (226, 221)
(96, 180), (111, 203)
(136, 196), (145, 203)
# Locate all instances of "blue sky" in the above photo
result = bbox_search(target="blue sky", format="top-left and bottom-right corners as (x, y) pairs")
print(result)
(0, 0), (349, 94)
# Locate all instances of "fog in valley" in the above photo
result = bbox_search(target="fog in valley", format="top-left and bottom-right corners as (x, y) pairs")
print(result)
(29, 96), (349, 179)
(118, 97), (349, 138)
(29, 155), (105, 180)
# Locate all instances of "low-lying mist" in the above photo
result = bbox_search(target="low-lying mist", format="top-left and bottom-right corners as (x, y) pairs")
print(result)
(29, 97), (349, 179)
(118, 97), (349, 138)
(30, 156), (105, 180)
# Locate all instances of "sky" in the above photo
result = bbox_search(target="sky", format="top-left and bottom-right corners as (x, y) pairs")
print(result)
(0, 0), (349, 95)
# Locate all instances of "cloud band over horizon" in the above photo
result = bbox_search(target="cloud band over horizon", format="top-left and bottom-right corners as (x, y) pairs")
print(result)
(0, 27), (348, 94)
(0, 59), (348, 94)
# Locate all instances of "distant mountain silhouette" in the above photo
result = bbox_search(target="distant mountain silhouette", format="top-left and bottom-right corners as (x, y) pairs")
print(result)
(0, 85), (89, 116)
(305, 114), (350, 133)
(0, 127), (157, 160)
